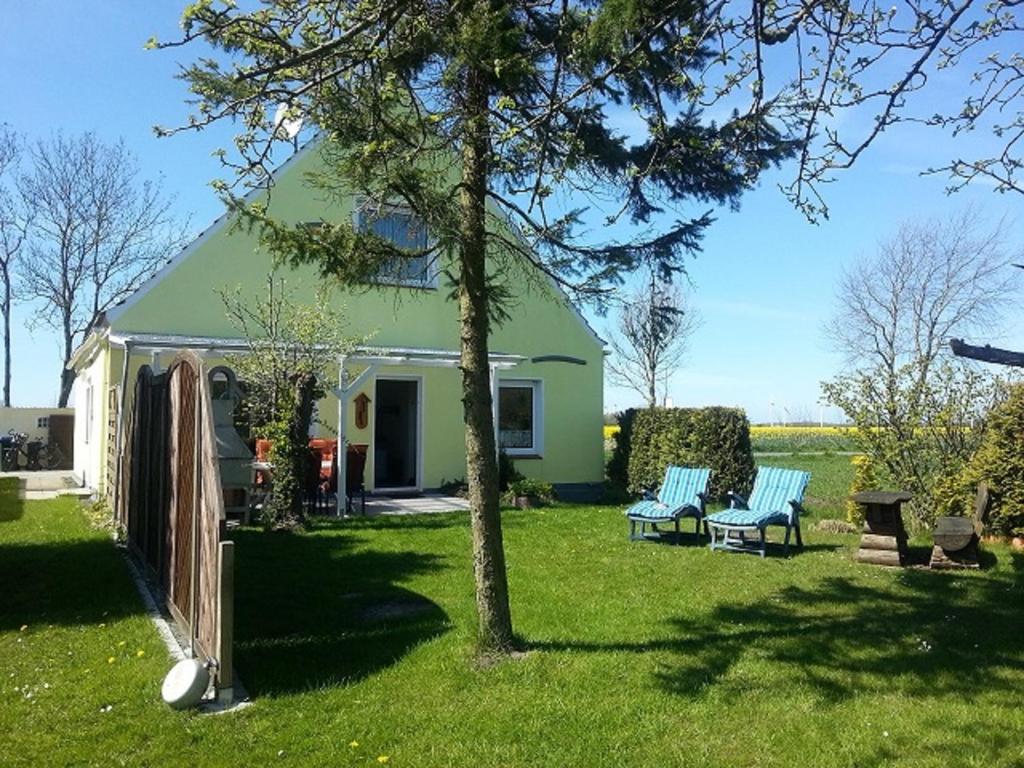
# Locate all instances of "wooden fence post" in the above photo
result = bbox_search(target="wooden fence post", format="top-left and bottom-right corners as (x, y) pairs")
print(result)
(216, 540), (235, 704)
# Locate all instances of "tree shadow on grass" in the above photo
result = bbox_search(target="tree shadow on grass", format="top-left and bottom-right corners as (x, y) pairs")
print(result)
(230, 527), (452, 696)
(0, 538), (144, 631)
(0, 477), (23, 522)
(531, 565), (1024, 704)
(315, 512), (469, 533)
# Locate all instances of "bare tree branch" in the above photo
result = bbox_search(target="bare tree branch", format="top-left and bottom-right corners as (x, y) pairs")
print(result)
(17, 133), (188, 405)
(606, 270), (702, 407)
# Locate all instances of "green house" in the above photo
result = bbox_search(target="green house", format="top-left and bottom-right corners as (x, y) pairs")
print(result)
(68, 142), (605, 501)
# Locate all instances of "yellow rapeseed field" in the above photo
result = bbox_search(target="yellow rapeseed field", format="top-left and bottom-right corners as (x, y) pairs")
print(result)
(749, 425), (848, 437)
(604, 424), (859, 452)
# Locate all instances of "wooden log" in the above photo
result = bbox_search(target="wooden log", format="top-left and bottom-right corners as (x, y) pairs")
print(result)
(863, 521), (899, 537)
(860, 534), (900, 551)
(856, 548), (902, 567)
(934, 517), (975, 552)
(930, 542), (979, 570)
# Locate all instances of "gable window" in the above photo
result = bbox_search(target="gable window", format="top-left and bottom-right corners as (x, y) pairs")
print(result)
(356, 206), (436, 288)
(498, 380), (543, 456)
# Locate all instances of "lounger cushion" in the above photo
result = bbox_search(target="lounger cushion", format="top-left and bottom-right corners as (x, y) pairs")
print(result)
(705, 508), (789, 528)
(626, 500), (700, 521)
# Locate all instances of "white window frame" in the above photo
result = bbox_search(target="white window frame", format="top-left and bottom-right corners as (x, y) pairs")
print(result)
(354, 203), (440, 290)
(498, 379), (544, 457)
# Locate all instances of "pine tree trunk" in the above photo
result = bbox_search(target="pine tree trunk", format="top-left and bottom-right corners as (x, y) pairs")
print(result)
(459, 62), (514, 654)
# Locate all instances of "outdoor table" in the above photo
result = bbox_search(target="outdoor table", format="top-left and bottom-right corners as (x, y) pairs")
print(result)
(852, 490), (911, 567)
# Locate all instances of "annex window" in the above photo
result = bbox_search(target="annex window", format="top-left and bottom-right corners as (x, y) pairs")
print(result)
(498, 380), (543, 456)
(356, 206), (435, 288)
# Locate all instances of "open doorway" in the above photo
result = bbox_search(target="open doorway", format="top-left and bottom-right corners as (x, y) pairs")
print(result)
(373, 378), (420, 490)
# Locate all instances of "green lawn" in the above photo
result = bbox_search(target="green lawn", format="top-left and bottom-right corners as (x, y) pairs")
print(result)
(3, 459), (1024, 767)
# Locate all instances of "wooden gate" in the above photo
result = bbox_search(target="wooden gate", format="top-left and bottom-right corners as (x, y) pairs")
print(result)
(118, 351), (234, 702)
(47, 414), (74, 469)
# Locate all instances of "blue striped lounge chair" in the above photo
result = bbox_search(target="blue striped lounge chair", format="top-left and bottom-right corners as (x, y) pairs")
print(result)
(705, 466), (810, 557)
(625, 466), (711, 543)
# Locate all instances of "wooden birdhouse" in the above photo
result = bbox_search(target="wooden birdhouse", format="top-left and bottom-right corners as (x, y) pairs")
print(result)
(354, 392), (371, 430)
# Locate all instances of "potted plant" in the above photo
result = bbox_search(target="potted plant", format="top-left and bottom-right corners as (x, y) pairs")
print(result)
(507, 477), (555, 509)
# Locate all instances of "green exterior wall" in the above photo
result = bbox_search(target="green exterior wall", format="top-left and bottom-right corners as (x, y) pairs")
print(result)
(101, 143), (604, 490)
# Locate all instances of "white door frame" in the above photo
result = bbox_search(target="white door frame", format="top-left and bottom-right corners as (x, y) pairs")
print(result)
(371, 374), (424, 493)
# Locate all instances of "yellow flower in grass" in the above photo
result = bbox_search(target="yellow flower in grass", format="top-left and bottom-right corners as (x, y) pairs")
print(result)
(118, 641), (127, 648)
(136, 649), (145, 658)
(348, 741), (359, 749)
(377, 757), (390, 764)
(107, 657), (115, 664)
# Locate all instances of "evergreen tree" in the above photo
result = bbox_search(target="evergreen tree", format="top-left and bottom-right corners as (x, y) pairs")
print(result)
(158, 0), (798, 653)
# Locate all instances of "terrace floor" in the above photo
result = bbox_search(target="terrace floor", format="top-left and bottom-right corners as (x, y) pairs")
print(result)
(360, 493), (471, 516)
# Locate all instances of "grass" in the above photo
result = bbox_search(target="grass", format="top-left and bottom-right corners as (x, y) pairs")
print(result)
(3, 458), (1024, 767)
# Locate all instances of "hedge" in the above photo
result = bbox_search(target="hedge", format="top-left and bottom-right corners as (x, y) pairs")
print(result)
(944, 383), (1024, 536)
(615, 406), (756, 499)
(606, 408), (638, 490)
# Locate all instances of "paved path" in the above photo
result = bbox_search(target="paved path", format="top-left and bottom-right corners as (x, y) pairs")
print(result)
(0, 470), (91, 500)
(360, 494), (470, 516)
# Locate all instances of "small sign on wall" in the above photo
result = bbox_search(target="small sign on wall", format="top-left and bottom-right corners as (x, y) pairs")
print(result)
(354, 393), (371, 430)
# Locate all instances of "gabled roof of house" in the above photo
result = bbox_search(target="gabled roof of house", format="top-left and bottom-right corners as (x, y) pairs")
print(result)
(103, 135), (605, 349)
(105, 138), (321, 326)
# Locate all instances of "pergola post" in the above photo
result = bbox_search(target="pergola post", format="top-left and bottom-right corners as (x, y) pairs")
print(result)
(335, 355), (347, 518)
(490, 363), (500, 458)
(332, 358), (378, 517)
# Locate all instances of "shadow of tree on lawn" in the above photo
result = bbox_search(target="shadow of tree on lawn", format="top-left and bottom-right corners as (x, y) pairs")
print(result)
(531, 563), (1024, 703)
(231, 524), (452, 696)
(0, 538), (146, 631)
(0, 476), (24, 522)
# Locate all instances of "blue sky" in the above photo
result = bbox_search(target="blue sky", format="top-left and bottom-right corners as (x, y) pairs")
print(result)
(2, 3), (1022, 421)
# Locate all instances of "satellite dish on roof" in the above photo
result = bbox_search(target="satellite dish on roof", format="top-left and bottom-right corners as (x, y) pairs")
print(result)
(273, 103), (304, 140)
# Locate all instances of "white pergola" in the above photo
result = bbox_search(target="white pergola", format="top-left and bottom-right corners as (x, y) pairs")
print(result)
(104, 332), (525, 516)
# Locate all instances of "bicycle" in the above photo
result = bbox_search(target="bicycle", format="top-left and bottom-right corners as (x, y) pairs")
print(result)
(1, 430), (65, 471)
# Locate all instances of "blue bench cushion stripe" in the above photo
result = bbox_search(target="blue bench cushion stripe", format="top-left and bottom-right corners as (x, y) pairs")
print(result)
(746, 466), (809, 517)
(705, 508), (788, 528)
(624, 466), (711, 520)
(707, 466), (810, 529)
(626, 500), (699, 520)
(658, 466), (711, 508)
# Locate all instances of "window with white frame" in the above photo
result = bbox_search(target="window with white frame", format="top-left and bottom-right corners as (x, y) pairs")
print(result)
(356, 206), (435, 288)
(498, 380), (543, 456)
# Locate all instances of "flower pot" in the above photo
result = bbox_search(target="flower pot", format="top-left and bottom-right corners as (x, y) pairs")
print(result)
(514, 495), (538, 509)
